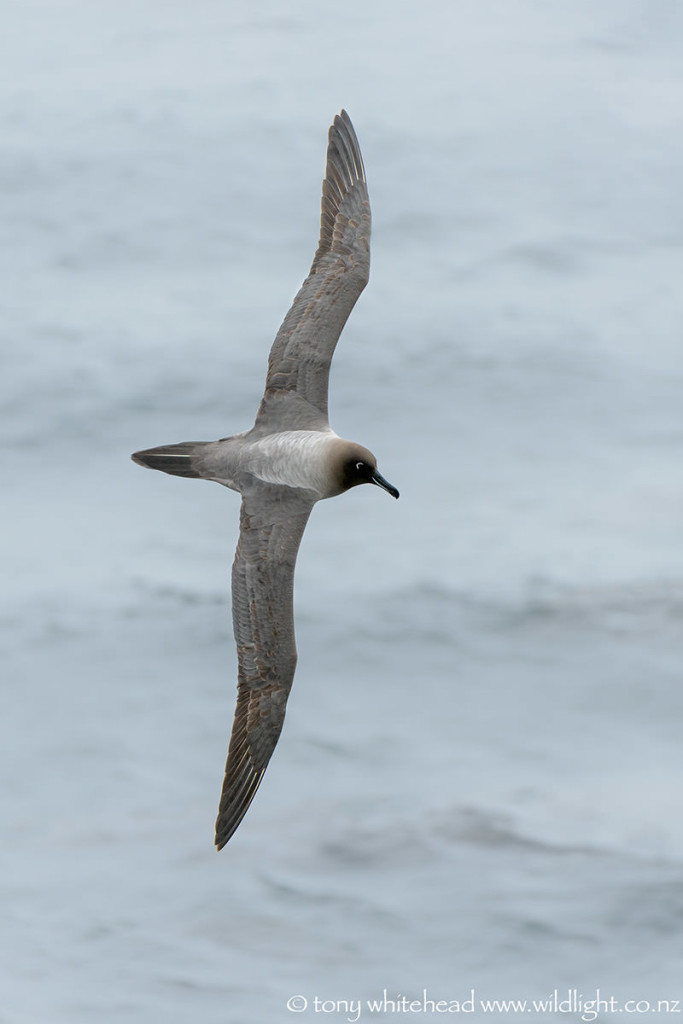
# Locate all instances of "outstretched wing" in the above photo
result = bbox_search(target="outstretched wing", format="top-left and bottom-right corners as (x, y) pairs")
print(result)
(252, 110), (371, 435)
(215, 482), (315, 849)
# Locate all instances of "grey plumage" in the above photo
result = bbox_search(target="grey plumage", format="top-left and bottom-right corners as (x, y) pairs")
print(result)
(220, 485), (313, 846)
(132, 111), (398, 849)
(253, 110), (370, 436)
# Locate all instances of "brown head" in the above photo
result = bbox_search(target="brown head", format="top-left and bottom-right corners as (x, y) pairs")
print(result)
(326, 439), (399, 500)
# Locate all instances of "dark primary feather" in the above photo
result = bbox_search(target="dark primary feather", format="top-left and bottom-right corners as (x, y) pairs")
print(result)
(214, 483), (315, 849)
(252, 110), (371, 435)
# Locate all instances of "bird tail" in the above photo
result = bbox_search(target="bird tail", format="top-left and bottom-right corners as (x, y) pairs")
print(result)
(131, 441), (211, 479)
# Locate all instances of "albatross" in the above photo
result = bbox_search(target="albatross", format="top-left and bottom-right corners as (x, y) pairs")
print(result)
(132, 111), (398, 849)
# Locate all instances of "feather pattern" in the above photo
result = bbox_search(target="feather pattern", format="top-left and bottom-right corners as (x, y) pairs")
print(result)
(252, 110), (371, 435)
(214, 483), (314, 849)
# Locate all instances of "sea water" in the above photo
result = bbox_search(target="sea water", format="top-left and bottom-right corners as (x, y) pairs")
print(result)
(3, 1), (683, 1020)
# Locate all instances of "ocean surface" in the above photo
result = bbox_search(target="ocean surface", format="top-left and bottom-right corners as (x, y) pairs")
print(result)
(3, 1), (683, 1020)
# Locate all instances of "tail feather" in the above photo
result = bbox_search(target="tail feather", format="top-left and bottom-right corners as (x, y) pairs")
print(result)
(131, 441), (209, 478)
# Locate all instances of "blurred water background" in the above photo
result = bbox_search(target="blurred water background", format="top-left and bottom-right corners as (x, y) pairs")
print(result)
(3, 1), (683, 1020)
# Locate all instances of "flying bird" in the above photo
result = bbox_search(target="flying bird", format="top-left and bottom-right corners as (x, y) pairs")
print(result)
(132, 111), (398, 849)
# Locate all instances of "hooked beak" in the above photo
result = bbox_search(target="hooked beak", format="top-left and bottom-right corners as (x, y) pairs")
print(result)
(371, 470), (400, 499)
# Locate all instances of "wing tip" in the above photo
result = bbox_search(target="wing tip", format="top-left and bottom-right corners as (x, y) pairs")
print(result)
(213, 765), (267, 850)
(329, 109), (365, 184)
(312, 109), (369, 272)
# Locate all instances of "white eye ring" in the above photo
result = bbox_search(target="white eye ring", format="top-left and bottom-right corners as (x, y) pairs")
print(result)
(355, 461), (364, 470)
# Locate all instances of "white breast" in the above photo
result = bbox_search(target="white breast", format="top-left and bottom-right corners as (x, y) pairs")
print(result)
(245, 430), (339, 496)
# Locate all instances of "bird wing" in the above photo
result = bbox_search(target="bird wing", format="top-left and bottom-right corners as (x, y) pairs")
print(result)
(215, 481), (315, 848)
(252, 110), (371, 436)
